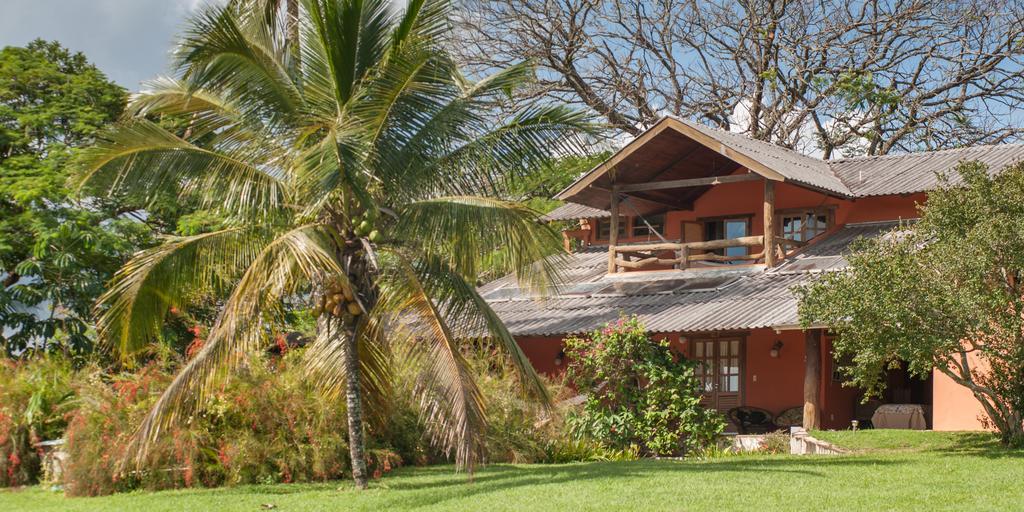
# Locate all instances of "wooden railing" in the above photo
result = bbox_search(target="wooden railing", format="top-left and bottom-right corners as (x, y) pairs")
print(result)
(608, 236), (806, 272)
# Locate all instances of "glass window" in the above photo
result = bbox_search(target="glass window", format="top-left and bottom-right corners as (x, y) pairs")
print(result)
(703, 217), (750, 260)
(596, 217), (627, 240)
(631, 213), (666, 238)
(781, 210), (830, 242)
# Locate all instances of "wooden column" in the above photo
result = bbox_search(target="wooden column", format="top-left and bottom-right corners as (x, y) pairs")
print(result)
(607, 186), (620, 274)
(763, 179), (776, 267)
(803, 329), (822, 430)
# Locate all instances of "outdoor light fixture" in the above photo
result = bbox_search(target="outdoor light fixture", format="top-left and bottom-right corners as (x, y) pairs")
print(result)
(770, 340), (784, 358)
(554, 350), (566, 366)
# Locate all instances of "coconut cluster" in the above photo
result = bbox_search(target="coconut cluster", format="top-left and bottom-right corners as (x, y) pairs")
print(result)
(352, 208), (382, 242)
(314, 280), (362, 318)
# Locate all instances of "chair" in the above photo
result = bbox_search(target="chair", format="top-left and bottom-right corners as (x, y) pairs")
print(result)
(774, 406), (803, 429)
(727, 406), (776, 434)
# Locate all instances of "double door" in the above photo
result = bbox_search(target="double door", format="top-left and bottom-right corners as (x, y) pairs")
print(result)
(692, 337), (743, 413)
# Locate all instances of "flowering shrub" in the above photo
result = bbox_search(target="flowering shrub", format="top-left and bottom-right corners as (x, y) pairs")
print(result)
(63, 351), (407, 496)
(4, 347), (593, 494)
(0, 356), (75, 487)
(563, 316), (724, 456)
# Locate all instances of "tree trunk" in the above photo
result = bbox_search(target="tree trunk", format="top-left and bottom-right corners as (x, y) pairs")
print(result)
(803, 329), (822, 430)
(340, 317), (369, 489)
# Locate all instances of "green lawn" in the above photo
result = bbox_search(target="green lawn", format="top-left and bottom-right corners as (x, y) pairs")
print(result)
(3, 431), (1022, 512)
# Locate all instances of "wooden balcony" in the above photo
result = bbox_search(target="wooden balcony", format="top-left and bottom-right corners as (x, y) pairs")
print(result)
(608, 235), (805, 273)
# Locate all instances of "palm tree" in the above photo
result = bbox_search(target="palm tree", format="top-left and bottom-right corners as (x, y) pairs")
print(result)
(75, 0), (595, 489)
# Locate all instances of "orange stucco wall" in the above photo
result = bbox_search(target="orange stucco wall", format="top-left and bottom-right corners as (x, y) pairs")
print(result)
(576, 172), (925, 247)
(516, 328), (855, 430)
(932, 352), (992, 431)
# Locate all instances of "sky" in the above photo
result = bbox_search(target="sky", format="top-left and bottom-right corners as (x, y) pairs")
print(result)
(0, 0), (224, 89)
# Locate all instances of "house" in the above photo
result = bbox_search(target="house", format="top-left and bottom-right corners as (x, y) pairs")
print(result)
(480, 116), (1024, 432)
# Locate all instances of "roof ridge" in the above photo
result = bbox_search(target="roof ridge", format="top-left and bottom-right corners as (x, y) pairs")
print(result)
(667, 115), (827, 167)
(828, 142), (1024, 163)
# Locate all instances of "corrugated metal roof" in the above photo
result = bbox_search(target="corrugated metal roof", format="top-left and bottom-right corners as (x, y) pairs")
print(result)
(482, 222), (902, 336)
(670, 117), (852, 196)
(541, 202), (610, 222)
(772, 220), (908, 273)
(830, 143), (1024, 196)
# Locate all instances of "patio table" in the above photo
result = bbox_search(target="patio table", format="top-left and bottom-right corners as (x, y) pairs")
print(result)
(871, 403), (928, 430)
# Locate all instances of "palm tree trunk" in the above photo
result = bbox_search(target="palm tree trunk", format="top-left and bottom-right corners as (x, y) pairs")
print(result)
(286, 0), (300, 61)
(341, 318), (369, 489)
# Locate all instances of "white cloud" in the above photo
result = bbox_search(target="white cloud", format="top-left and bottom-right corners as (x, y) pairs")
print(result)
(0, 0), (231, 88)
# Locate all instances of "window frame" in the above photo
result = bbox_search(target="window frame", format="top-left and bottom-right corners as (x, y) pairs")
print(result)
(699, 214), (753, 257)
(595, 216), (628, 241)
(630, 213), (666, 238)
(776, 207), (835, 243)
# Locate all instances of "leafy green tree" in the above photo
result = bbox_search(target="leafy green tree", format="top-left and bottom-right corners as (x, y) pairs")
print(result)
(509, 152), (610, 214)
(563, 316), (724, 456)
(0, 40), (155, 357)
(798, 162), (1024, 445)
(76, 0), (595, 488)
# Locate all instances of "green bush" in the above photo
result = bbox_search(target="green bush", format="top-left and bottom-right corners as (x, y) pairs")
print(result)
(759, 432), (790, 454)
(0, 356), (76, 486)
(563, 316), (724, 456)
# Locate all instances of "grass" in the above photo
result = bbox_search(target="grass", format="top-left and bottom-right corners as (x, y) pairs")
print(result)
(3, 431), (1022, 512)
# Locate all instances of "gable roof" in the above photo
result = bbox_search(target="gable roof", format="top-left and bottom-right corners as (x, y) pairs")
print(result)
(557, 115), (1024, 208)
(669, 117), (851, 195)
(556, 117), (852, 203)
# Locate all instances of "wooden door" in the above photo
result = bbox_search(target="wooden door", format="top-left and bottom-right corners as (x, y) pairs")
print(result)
(681, 221), (703, 243)
(692, 337), (743, 413)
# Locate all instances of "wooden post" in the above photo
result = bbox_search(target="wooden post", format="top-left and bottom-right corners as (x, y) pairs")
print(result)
(763, 179), (776, 267)
(803, 329), (822, 430)
(607, 186), (620, 273)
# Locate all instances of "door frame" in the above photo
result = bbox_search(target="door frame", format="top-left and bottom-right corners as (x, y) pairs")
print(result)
(687, 332), (747, 410)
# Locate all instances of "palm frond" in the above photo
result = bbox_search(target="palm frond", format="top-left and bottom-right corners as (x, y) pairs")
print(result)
(94, 227), (263, 360)
(74, 120), (287, 218)
(124, 224), (340, 468)
(416, 104), (599, 197)
(303, 0), (395, 105)
(393, 196), (566, 292)
(127, 77), (278, 148)
(303, 313), (393, 428)
(176, 3), (302, 122)
(376, 251), (486, 470)
(392, 0), (450, 47)
(411, 255), (551, 405)
(373, 64), (597, 199)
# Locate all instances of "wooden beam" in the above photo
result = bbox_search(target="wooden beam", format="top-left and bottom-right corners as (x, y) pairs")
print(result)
(607, 186), (620, 274)
(803, 329), (822, 430)
(764, 179), (776, 267)
(617, 173), (761, 193)
(685, 235), (764, 251)
(610, 235), (765, 254)
(556, 120), (674, 200)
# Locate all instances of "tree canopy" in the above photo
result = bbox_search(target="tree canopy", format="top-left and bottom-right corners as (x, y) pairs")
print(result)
(0, 40), (154, 358)
(456, 0), (1024, 157)
(798, 161), (1024, 444)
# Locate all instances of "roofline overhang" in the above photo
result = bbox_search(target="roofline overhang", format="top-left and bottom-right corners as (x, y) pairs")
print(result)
(555, 117), (785, 201)
(555, 116), (853, 202)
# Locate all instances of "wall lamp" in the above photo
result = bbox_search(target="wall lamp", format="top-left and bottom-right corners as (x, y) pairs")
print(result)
(554, 350), (566, 366)
(770, 340), (784, 358)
